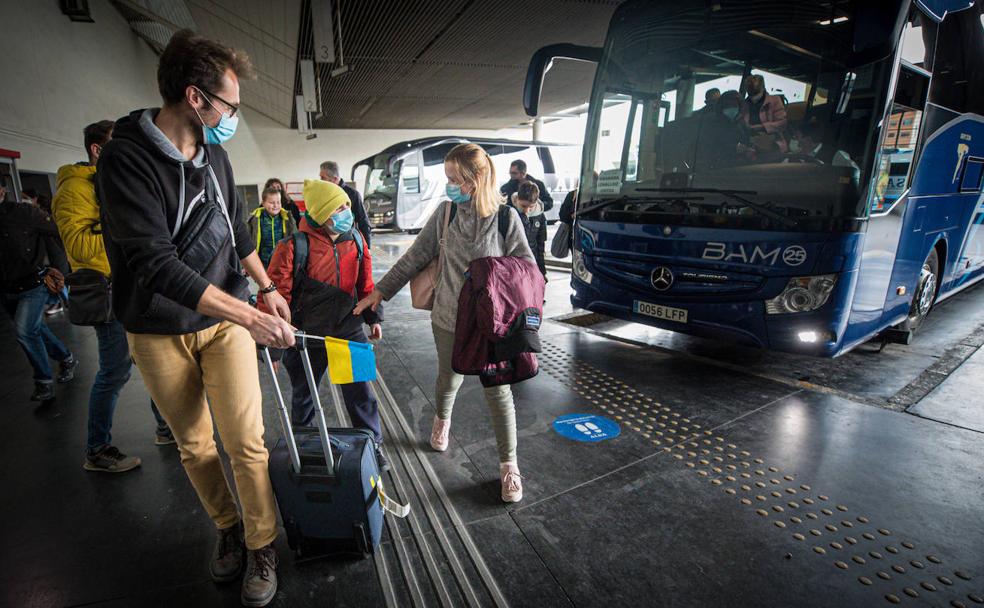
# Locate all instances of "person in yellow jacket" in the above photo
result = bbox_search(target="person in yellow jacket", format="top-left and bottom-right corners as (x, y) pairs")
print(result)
(52, 120), (173, 473)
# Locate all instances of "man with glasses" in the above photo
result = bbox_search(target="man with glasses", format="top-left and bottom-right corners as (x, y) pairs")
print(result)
(97, 29), (293, 607)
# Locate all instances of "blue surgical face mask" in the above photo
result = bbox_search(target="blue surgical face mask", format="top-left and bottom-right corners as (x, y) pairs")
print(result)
(328, 208), (354, 233)
(722, 107), (739, 120)
(193, 88), (239, 144)
(446, 183), (471, 204)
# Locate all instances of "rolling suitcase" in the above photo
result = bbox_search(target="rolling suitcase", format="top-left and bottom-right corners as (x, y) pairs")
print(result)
(262, 335), (397, 557)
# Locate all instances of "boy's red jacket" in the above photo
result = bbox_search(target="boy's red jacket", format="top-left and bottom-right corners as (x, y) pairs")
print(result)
(259, 218), (377, 324)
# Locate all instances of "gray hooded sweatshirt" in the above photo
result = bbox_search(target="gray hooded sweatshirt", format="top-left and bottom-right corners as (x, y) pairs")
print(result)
(374, 199), (534, 332)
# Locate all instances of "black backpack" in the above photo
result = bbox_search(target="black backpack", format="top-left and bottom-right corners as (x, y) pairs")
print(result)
(448, 203), (515, 243)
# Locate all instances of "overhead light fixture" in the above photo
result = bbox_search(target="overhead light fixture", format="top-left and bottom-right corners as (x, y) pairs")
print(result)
(60, 0), (94, 22)
(817, 16), (849, 25)
(330, 0), (351, 78)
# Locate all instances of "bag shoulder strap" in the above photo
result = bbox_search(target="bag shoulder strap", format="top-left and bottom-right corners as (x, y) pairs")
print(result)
(497, 204), (513, 242)
(291, 232), (309, 298)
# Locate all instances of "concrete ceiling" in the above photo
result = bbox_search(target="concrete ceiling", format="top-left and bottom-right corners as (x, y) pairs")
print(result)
(296, 0), (621, 130)
(111, 0), (619, 130)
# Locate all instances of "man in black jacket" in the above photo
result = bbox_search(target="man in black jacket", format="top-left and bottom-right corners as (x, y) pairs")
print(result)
(319, 160), (371, 245)
(0, 197), (78, 401)
(500, 159), (553, 211)
(97, 30), (292, 608)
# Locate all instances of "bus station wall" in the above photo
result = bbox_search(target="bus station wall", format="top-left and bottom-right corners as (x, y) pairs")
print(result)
(0, 0), (161, 173)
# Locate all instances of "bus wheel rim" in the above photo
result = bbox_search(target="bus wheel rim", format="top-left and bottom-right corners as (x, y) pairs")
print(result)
(917, 266), (936, 316)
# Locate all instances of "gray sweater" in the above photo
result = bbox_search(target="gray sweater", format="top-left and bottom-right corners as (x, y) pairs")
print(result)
(375, 200), (535, 331)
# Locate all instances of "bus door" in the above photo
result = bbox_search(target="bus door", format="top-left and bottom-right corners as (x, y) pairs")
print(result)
(855, 56), (930, 318)
(397, 152), (424, 227)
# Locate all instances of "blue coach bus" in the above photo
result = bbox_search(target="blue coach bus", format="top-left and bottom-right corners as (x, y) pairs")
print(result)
(525, 0), (984, 356)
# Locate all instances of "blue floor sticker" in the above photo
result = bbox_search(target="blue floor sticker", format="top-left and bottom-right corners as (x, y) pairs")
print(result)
(553, 414), (621, 443)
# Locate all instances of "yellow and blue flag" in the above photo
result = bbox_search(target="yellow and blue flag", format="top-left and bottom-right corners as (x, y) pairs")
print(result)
(324, 337), (377, 384)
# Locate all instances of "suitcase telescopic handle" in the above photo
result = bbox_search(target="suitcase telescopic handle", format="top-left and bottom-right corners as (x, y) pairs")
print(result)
(261, 346), (302, 475)
(296, 334), (337, 472)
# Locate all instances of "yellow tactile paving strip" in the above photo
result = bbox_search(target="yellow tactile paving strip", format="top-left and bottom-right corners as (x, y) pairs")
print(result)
(538, 340), (982, 607)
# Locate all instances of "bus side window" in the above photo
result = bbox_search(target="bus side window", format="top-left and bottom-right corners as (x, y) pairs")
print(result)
(928, 4), (984, 115)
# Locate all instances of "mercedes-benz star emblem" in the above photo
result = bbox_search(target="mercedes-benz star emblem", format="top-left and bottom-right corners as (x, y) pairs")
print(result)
(651, 266), (674, 291)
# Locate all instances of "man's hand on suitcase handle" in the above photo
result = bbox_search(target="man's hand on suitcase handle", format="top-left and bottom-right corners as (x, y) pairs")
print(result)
(248, 312), (296, 349)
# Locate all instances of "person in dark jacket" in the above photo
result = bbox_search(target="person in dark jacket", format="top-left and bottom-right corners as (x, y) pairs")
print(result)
(96, 30), (292, 607)
(319, 160), (371, 246)
(0, 197), (78, 401)
(264, 177), (301, 225)
(500, 159), (553, 211)
(261, 179), (387, 469)
(511, 180), (547, 279)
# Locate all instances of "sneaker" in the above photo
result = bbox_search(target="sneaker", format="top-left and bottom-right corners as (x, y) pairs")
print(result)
(210, 523), (245, 583)
(375, 445), (391, 472)
(241, 544), (278, 607)
(83, 446), (142, 473)
(44, 302), (64, 315)
(30, 381), (54, 401)
(500, 462), (523, 503)
(57, 355), (79, 383)
(430, 416), (451, 452)
(155, 426), (176, 446)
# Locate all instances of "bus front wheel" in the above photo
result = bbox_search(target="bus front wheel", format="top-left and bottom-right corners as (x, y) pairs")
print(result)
(901, 248), (940, 332)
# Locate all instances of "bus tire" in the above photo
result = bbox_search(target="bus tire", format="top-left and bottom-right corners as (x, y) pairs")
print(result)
(901, 247), (940, 332)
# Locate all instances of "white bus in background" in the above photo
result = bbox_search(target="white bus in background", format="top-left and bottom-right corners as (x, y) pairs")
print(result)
(352, 137), (581, 233)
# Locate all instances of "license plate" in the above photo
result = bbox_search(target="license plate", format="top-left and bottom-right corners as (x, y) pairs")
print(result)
(633, 300), (688, 323)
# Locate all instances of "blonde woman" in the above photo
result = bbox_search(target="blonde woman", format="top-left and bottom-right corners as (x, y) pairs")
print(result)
(354, 144), (535, 502)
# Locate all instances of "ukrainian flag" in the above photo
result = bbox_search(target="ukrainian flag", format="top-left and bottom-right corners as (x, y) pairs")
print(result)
(324, 337), (377, 384)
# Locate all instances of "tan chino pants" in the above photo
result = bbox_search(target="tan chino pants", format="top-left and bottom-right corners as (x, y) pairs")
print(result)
(128, 321), (277, 550)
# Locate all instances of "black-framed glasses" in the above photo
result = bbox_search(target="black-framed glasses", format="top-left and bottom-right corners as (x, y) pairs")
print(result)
(198, 87), (240, 118)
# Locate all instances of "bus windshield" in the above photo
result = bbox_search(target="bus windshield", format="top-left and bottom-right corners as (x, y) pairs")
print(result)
(580, 0), (900, 232)
(365, 163), (400, 201)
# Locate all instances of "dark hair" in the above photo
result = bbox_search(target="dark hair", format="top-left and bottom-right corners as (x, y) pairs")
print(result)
(517, 180), (539, 201)
(157, 29), (254, 105)
(261, 186), (282, 201)
(264, 178), (284, 191)
(704, 87), (721, 101)
(22, 188), (39, 199)
(83, 120), (114, 153)
(510, 159), (527, 173)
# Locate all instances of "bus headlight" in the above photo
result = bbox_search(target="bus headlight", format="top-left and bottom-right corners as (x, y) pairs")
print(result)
(573, 250), (593, 285)
(765, 275), (837, 314)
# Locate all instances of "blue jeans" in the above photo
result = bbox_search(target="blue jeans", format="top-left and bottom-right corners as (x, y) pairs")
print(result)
(87, 320), (168, 453)
(1, 285), (72, 382)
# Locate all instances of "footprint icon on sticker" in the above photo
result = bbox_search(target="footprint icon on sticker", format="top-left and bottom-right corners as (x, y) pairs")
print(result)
(585, 422), (603, 436)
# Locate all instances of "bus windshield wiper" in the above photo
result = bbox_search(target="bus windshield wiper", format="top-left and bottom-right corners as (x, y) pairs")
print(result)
(576, 194), (704, 217)
(634, 188), (798, 228)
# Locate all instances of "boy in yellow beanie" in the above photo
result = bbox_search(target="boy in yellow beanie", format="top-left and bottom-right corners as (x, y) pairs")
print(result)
(260, 180), (388, 469)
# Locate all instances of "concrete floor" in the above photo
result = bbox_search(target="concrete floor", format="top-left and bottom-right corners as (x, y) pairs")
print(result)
(0, 231), (982, 608)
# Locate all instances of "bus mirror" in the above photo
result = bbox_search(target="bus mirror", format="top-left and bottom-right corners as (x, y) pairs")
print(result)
(524, 43), (602, 117)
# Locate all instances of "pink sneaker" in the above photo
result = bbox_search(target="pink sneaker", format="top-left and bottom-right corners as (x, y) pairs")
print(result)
(430, 416), (451, 452)
(500, 462), (523, 503)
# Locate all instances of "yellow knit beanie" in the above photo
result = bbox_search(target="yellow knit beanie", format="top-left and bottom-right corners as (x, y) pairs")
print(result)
(302, 179), (350, 226)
